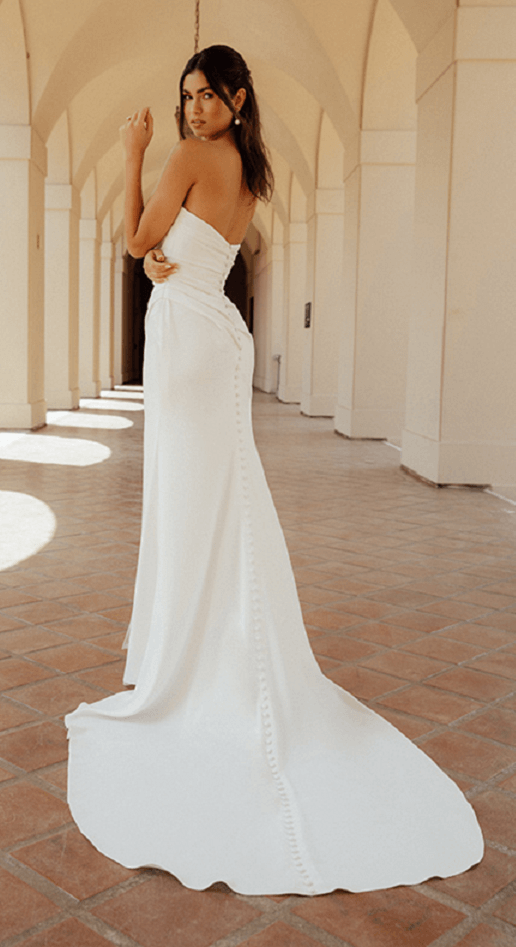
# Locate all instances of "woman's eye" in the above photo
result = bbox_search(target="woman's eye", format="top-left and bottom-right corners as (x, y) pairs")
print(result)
(204, 92), (213, 99)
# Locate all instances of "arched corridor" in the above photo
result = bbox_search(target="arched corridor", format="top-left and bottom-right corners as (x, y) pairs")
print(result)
(1, 0), (516, 489)
(2, 2), (516, 939)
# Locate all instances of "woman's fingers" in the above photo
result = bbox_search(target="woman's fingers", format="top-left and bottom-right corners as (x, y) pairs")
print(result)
(133, 108), (152, 132)
(122, 108), (153, 154)
(143, 249), (178, 283)
(142, 107), (153, 135)
(152, 263), (178, 280)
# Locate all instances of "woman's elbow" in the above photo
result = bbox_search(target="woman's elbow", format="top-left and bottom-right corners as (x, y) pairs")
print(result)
(127, 238), (147, 259)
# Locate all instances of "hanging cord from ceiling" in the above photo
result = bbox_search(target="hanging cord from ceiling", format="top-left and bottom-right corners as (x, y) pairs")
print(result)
(194, 0), (200, 54)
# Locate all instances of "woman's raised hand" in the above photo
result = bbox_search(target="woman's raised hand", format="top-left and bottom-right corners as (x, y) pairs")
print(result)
(120, 108), (153, 159)
(143, 248), (178, 284)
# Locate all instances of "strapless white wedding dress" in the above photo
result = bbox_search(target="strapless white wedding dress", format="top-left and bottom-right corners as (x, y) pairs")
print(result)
(66, 206), (483, 896)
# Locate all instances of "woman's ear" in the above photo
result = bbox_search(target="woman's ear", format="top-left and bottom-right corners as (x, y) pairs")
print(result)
(234, 87), (246, 112)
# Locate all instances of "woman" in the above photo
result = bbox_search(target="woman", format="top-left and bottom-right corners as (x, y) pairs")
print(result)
(66, 45), (483, 896)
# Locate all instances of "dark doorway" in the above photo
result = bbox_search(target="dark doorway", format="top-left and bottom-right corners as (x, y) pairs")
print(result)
(225, 251), (250, 329)
(123, 254), (152, 384)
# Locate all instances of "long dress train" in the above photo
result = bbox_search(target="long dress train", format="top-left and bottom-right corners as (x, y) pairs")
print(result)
(66, 206), (483, 896)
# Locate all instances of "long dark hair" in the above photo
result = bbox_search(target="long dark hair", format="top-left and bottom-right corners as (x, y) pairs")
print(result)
(179, 45), (274, 203)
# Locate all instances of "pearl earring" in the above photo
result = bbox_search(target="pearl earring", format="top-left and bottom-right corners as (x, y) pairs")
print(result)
(234, 116), (241, 125)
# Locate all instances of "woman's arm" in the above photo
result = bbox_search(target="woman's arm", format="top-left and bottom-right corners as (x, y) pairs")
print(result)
(121, 108), (197, 258)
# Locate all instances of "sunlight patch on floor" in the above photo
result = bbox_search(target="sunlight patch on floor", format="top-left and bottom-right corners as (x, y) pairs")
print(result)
(47, 411), (133, 430)
(80, 399), (144, 412)
(0, 491), (56, 569)
(0, 433), (111, 466)
(102, 389), (143, 400)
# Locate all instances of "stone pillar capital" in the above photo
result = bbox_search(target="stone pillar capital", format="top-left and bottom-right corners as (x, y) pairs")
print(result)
(360, 130), (416, 166)
(45, 183), (80, 215)
(80, 217), (100, 242)
(417, 6), (516, 101)
(287, 221), (308, 245)
(0, 124), (47, 175)
(101, 241), (114, 260)
(307, 188), (344, 218)
(344, 131), (416, 179)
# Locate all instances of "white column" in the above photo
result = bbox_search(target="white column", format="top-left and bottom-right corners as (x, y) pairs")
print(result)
(301, 188), (344, 417)
(79, 218), (101, 398)
(44, 183), (80, 409)
(335, 131), (415, 441)
(0, 125), (47, 428)
(99, 239), (114, 390)
(252, 212), (284, 394)
(252, 242), (273, 392)
(113, 239), (125, 387)
(269, 217), (284, 395)
(402, 5), (516, 486)
(278, 221), (307, 404)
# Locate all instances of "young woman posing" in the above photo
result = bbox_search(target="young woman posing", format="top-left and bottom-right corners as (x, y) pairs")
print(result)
(66, 45), (482, 897)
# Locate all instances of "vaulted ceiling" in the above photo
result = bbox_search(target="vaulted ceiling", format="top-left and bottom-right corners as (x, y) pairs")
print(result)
(0, 0), (456, 238)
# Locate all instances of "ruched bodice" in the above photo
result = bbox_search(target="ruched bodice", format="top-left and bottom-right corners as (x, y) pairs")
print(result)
(162, 206), (240, 291)
(149, 206), (246, 344)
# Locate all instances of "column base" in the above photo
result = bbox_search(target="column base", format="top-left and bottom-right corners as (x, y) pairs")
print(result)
(252, 374), (274, 394)
(80, 380), (102, 399)
(277, 383), (301, 404)
(46, 388), (80, 411)
(401, 428), (516, 487)
(0, 399), (47, 430)
(300, 392), (336, 417)
(335, 404), (403, 440)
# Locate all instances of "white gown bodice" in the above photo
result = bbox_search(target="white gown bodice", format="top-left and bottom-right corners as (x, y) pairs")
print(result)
(150, 206), (246, 344)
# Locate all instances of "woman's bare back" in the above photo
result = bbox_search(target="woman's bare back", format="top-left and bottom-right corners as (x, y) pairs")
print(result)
(182, 137), (256, 245)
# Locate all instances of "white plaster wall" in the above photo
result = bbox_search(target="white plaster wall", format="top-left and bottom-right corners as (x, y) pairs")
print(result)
(278, 223), (306, 404)
(337, 156), (415, 440)
(301, 189), (344, 417)
(252, 249), (272, 393)
(44, 183), (80, 409)
(441, 61), (516, 446)
(0, 127), (47, 427)
(403, 7), (516, 485)
(404, 68), (454, 444)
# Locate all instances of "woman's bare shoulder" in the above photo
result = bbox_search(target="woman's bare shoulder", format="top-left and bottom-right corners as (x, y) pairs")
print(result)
(166, 137), (204, 163)
(159, 137), (210, 184)
(175, 137), (219, 157)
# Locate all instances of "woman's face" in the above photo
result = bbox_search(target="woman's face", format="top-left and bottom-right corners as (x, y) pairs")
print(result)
(182, 70), (234, 140)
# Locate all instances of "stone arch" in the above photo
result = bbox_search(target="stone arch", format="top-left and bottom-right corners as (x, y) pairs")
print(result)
(33, 0), (356, 153)
(316, 112), (344, 188)
(362, 0), (417, 131)
(46, 111), (72, 183)
(0, 0), (30, 123)
(389, 0), (455, 52)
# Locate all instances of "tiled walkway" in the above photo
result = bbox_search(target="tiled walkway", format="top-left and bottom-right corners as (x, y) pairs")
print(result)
(1, 389), (516, 947)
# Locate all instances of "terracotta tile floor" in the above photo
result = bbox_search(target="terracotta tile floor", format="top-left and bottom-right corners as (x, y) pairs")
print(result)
(1, 389), (516, 947)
